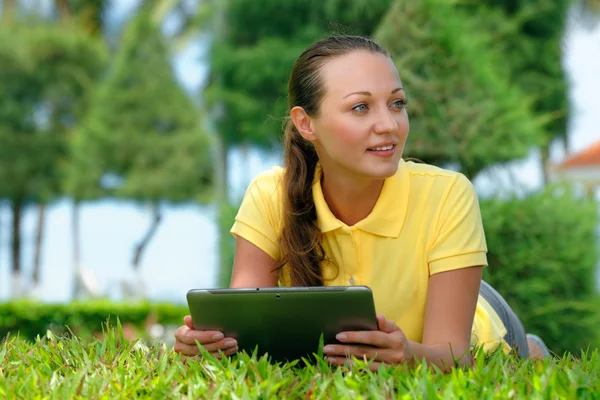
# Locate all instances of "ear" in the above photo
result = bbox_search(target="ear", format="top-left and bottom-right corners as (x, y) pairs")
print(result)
(290, 106), (317, 142)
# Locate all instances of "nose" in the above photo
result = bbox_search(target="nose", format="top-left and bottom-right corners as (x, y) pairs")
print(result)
(373, 109), (398, 135)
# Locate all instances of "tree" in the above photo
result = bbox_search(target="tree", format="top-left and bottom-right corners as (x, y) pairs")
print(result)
(459, 0), (572, 184)
(65, 5), (213, 297)
(52, 0), (209, 299)
(0, 20), (107, 297)
(30, 0), (112, 298)
(373, 0), (546, 179)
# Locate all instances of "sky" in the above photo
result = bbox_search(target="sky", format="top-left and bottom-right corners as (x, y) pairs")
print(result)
(0, 2), (598, 303)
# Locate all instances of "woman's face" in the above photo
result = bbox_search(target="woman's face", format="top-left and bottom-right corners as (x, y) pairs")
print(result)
(309, 50), (409, 181)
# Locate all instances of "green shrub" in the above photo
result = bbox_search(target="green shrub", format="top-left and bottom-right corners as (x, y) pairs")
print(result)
(0, 300), (188, 341)
(480, 185), (600, 356)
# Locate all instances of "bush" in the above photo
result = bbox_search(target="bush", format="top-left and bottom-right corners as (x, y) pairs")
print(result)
(480, 185), (600, 356)
(0, 300), (188, 341)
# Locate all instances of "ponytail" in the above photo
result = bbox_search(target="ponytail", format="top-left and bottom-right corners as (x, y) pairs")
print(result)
(277, 35), (389, 286)
(277, 120), (325, 286)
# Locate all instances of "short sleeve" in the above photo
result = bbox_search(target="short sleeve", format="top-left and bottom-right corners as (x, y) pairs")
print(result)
(427, 173), (488, 275)
(230, 168), (283, 261)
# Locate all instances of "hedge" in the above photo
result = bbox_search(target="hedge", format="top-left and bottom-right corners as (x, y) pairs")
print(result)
(0, 300), (188, 341)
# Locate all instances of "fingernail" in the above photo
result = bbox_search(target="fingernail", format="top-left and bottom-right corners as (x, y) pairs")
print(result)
(223, 339), (237, 347)
(212, 333), (224, 341)
(323, 345), (334, 353)
(336, 334), (346, 341)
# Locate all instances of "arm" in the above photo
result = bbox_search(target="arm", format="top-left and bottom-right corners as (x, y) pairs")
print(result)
(230, 236), (279, 288)
(324, 266), (482, 372)
(414, 173), (486, 369)
(325, 174), (487, 371)
(410, 265), (482, 369)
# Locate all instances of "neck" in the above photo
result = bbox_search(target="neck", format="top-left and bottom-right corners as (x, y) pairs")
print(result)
(320, 168), (384, 226)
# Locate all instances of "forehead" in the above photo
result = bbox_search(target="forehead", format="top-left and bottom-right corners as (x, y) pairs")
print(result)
(319, 50), (402, 96)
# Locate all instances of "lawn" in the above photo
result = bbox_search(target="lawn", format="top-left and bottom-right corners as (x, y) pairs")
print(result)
(1, 323), (598, 399)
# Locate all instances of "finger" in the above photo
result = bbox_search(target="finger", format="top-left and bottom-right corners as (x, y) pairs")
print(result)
(184, 315), (194, 329)
(224, 345), (239, 356)
(207, 338), (238, 352)
(377, 314), (387, 331)
(174, 341), (201, 356)
(377, 314), (401, 333)
(325, 356), (350, 366)
(192, 337), (237, 353)
(177, 327), (225, 346)
(323, 344), (382, 360)
(214, 345), (239, 359)
(335, 330), (393, 348)
(368, 361), (382, 372)
(175, 338), (237, 356)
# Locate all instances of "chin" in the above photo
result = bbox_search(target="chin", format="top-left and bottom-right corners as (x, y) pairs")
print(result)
(361, 161), (400, 179)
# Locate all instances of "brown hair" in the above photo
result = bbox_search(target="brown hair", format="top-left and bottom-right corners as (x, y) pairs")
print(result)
(277, 35), (389, 286)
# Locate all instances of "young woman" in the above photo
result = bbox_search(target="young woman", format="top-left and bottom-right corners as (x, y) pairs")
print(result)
(174, 35), (550, 370)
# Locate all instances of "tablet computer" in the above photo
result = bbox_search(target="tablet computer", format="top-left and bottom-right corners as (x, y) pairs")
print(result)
(186, 286), (378, 363)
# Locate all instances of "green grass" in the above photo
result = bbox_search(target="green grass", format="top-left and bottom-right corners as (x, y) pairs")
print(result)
(1, 322), (599, 399)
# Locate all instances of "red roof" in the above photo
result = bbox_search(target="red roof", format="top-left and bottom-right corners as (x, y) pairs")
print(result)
(557, 139), (600, 168)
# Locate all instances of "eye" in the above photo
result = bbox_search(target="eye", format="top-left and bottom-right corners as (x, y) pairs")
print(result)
(391, 99), (407, 109)
(352, 103), (368, 112)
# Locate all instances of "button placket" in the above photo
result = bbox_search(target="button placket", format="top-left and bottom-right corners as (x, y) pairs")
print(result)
(348, 227), (360, 285)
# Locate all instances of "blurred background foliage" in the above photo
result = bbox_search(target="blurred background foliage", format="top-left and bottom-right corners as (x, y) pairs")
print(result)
(481, 187), (599, 354)
(0, 0), (599, 357)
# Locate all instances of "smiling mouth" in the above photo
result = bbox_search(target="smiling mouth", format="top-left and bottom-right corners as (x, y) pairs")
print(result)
(367, 144), (395, 151)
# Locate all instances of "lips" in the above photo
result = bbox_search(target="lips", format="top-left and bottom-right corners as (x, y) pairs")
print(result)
(367, 144), (395, 151)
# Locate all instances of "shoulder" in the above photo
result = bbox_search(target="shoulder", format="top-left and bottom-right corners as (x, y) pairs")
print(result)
(246, 166), (285, 194)
(235, 166), (286, 229)
(403, 160), (474, 196)
(239, 166), (286, 215)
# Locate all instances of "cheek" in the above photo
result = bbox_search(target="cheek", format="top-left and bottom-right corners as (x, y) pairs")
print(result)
(399, 115), (410, 135)
(322, 117), (367, 147)
(393, 113), (410, 141)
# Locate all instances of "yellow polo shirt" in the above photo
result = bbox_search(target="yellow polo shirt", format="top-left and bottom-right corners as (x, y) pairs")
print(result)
(231, 159), (510, 353)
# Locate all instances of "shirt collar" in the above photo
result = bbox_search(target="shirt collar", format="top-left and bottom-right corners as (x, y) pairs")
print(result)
(313, 159), (409, 238)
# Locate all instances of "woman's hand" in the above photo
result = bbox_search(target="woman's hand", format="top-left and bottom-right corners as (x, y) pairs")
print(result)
(173, 315), (238, 358)
(323, 314), (412, 370)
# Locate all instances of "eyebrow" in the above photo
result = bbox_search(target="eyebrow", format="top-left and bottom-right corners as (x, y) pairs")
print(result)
(343, 87), (404, 98)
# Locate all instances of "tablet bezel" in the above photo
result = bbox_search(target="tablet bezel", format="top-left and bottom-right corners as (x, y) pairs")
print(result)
(186, 285), (379, 362)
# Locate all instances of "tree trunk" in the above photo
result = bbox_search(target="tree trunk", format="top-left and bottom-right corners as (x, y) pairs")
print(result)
(131, 203), (162, 271)
(215, 139), (232, 288)
(71, 200), (86, 299)
(2, 0), (17, 21)
(212, 0), (228, 203)
(10, 198), (23, 298)
(562, 132), (569, 155)
(212, 0), (232, 287)
(55, 0), (70, 20)
(71, 200), (82, 298)
(540, 143), (550, 186)
(215, 134), (229, 203)
(31, 203), (46, 297)
(585, 184), (597, 200)
(0, 204), (2, 286)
